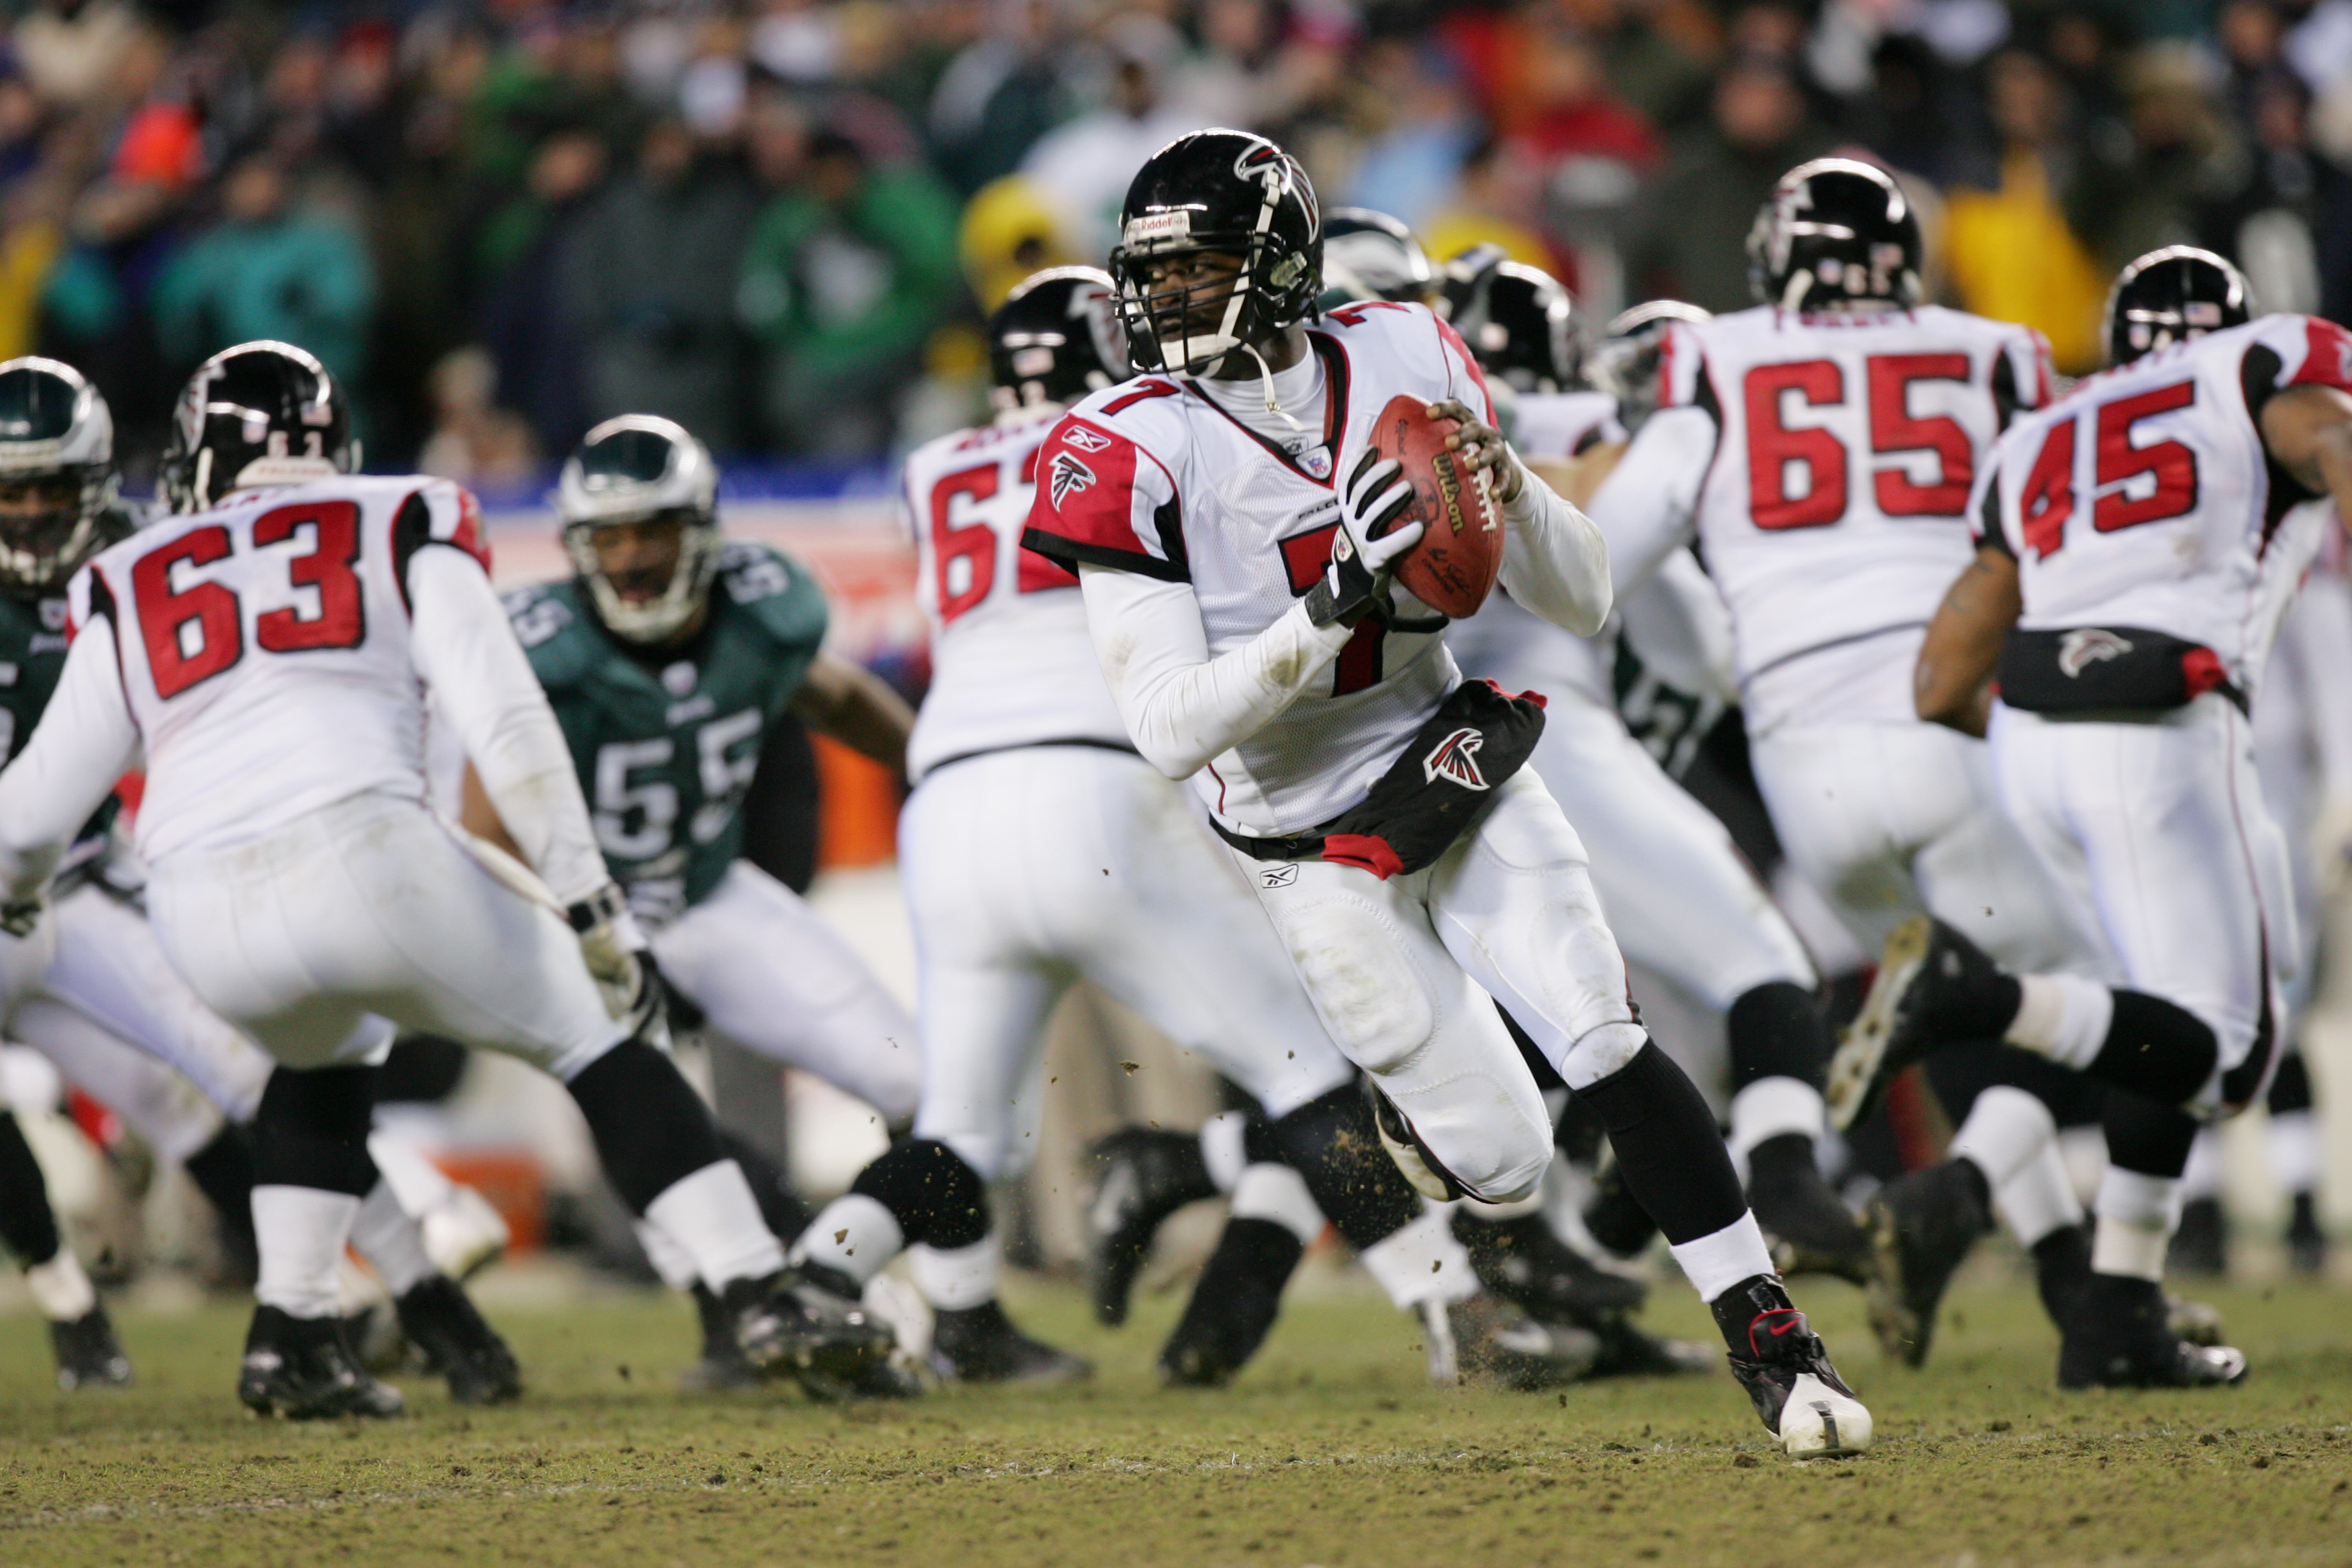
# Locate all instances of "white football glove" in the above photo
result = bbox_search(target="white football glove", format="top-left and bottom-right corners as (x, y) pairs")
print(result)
(1306, 452), (1424, 627)
(567, 884), (659, 1030)
(0, 894), (42, 940)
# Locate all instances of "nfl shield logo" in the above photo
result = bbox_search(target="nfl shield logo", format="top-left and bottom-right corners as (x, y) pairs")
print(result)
(1299, 447), (1332, 479)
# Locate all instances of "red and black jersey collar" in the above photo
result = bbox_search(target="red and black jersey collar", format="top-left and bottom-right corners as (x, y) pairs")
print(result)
(1182, 332), (1351, 488)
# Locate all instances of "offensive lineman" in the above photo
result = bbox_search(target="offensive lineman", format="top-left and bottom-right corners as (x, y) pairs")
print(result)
(791, 266), (1599, 1391)
(1024, 130), (1869, 1457)
(0, 342), (889, 1415)
(1833, 246), (2352, 1387)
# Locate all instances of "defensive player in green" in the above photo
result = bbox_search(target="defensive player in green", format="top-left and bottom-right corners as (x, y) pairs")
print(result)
(469, 415), (926, 1382)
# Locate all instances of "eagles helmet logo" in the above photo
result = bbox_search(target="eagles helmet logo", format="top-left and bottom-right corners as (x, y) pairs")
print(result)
(1048, 450), (1097, 506)
(1422, 726), (1490, 790)
(2058, 628), (2133, 677)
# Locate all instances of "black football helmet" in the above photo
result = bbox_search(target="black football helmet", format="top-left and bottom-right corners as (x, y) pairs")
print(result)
(989, 266), (1130, 413)
(1108, 128), (1322, 375)
(2104, 246), (2253, 366)
(0, 356), (117, 595)
(1589, 300), (1714, 432)
(1437, 252), (1581, 393)
(160, 341), (353, 513)
(1746, 158), (1922, 311)
(1320, 207), (1433, 306)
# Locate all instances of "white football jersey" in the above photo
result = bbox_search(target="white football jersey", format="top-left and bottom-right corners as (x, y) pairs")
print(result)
(1977, 313), (2352, 693)
(1646, 304), (2051, 733)
(901, 409), (1130, 781)
(1025, 301), (1488, 835)
(66, 475), (487, 863)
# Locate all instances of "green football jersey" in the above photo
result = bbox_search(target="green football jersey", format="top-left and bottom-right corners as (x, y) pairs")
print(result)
(507, 540), (828, 922)
(0, 583), (75, 766)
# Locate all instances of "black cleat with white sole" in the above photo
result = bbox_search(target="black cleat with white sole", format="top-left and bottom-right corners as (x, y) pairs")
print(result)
(2057, 1273), (2247, 1389)
(725, 1266), (895, 1401)
(930, 1300), (1092, 1385)
(51, 1305), (133, 1391)
(680, 1282), (766, 1391)
(1828, 917), (2014, 1132)
(238, 1306), (406, 1420)
(1863, 1158), (1994, 1367)
(394, 1275), (522, 1405)
(1714, 1275), (1873, 1458)
(1084, 1128), (1217, 1326)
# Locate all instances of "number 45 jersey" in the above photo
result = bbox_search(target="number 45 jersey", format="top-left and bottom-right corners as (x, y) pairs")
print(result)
(504, 540), (826, 923)
(1622, 305), (2051, 736)
(1975, 313), (2352, 692)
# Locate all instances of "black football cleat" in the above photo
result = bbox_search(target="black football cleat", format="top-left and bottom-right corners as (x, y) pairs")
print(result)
(238, 1306), (405, 1420)
(1585, 1316), (1715, 1379)
(1862, 1159), (1994, 1367)
(726, 1266), (895, 1401)
(930, 1300), (1091, 1386)
(1828, 916), (2009, 1132)
(1084, 1127), (1217, 1326)
(2286, 1191), (2327, 1277)
(1157, 1216), (1302, 1387)
(1431, 1293), (1600, 1391)
(1715, 1276), (1873, 1457)
(394, 1275), (521, 1405)
(2167, 1196), (2228, 1277)
(1747, 1134), (1872, 1284)
(51, 1305), (133, 1391)
(679, 1282), (765, 1391)
(1453, 1211), (1648, 1323)
(2058, 1273), (2245, 1389)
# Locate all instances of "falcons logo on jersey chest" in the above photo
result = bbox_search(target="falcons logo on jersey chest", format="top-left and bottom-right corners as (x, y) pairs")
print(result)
(1049, 450), (1097, 505)
(1422, 726), (1489, 790)
(2058, 628), (2133, 677)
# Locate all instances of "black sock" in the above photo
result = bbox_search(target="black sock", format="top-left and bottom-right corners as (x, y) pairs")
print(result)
(1726, 981), (1832, 1091)
(183, 1122), (260, 1279)
(2086, 993), (2220, 1108)
(1578, 1042), (1748, 1246)
(2265, 1048), (2314, 1116)
(2030, 1222), (2093, 1328)
(1745, 1132), (1822, 1197)
(252, 1066), (379, 1197)
(0, 1110), (62, 1265)
(849, 1138), (990, 1249)
(1161, 1217), (1304, 1381)
(1261, 1083), (1422, 1252)
(565, 1040), (727, 1214)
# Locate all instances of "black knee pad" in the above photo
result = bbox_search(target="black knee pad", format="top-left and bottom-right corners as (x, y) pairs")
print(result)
(0, 1110), (61, 1265)
(1263, 1083), (1421, 1252)
(2101, 1089), (2198, 1180)
(2266, 1049), (2314, 1117)
(1579, 1042), (1747, 1247)
(1925, 1042), (2104, 1130)
(565, 1040), (724, 1214)
(850, 1138), (989, 1250)
(253, 1065), (380, 1197)
(2090, 992), (2220, 1108)
(1724, 981), (1832, 1092)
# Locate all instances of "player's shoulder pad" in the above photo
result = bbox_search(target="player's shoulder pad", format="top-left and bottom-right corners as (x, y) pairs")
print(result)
(714, 538), (827, 652)
(503, 578), (598, 686)
(2240, 312), (2352, 398)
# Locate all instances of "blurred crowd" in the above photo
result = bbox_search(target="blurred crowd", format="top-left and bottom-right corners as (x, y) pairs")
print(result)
(3, 0), (2351, 486)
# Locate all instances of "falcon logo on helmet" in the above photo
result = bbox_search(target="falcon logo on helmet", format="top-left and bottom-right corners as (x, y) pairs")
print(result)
(160, 341), (354, 514)
(1421, 727), (1490, 791)
(557, 415), (722, 646)
(987, 266), (1131, 416)
(0, 356), (119, 595)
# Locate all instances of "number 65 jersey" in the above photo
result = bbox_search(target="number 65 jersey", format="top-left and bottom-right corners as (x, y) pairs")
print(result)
(66, 475), (489, 863)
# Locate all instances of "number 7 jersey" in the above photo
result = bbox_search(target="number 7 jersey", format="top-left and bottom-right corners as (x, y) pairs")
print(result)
(66, 475), (489, 863)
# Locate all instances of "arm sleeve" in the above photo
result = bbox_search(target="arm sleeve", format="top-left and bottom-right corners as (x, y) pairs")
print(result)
(2289, 552), (2352, 799)
(406, 546), (611, 908)
(0, 626), (140, 901)
(1496, 458), (1613, 636)
(1583, 403), (1714, 598)
(1078, 564), (1354, 781)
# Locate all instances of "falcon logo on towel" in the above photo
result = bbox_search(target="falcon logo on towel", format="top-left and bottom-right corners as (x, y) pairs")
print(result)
(1422, 726), (1489, 790)
(2058, 628), (2133, 678)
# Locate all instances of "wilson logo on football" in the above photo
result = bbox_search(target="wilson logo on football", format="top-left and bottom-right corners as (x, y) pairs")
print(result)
(1422, 726), (1489, 790)
(1048, 450), (1097, 506)
(1061, 425), (1112, 453)
(2058, 628), (2133, 677)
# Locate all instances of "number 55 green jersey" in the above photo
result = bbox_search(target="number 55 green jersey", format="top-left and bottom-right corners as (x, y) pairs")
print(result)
(506, 540), (828, 924)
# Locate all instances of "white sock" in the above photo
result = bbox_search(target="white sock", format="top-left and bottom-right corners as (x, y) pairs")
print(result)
(2005, 973), (2113, 1070)
(24, 1248), (96, 1321)
(2179, 1127), (2224, 1202)
(1992, 1139), (2085, 1249)
(634, 1218), (701, 1293)
(1230, 1162), (1326, 1245)
(791, 1193), (904, 1287)
(909, 1232), (1002, 1311)
(348, 1180), (437, 1297)
(1667, 1211), (1776, 1303)
(1728, 1076), (1827, 1164)
(1948, 1085), (2059, 1190)
(2091, 1167), (2180, 1282)
(366, 1132), (456, 1219)
(1357, 1207), (1479, 1310)
(2269, 1109), (2321, 1195)
(253, 1185), (364, 1319)
(1199, 1112), (1250, 1194)
(640, 1160), (787, 1293)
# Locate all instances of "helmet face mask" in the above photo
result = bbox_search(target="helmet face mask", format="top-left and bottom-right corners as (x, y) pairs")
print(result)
(160, 340), (352, 514)
(2102, 246), (2253, 366)
(988, 266), (1130, 413)
(558, 415), (722, 646)
(1746, 158), (1922, 312)
(1589, 300), (1714, 432)
(0, 355), (117, 595)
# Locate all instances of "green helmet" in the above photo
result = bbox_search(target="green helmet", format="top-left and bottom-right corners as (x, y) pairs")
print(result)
(0, 356), (116, 595)
(557, 415), (722, 645)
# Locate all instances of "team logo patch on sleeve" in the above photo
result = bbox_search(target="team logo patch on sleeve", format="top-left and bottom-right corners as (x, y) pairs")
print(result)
(1048, 450), (1097, 506)
(1422, 726), (1489, 789)
(2058, 628), (2133, 677)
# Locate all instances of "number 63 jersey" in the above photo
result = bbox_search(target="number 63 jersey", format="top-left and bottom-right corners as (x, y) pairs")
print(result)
(66, 475), (489, 863)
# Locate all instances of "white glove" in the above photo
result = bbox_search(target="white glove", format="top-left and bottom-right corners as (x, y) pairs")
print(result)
(0, 894), (42, 940)
(1306, 453), (1424, 627)
(567, 884), (656, 1026)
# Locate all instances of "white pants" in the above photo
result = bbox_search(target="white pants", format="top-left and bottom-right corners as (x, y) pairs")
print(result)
(652, 861), (920, 1122)
(1751, 719), (2084, 973)
(144, 792), (625, 1079)
(1991, 697), (2290, 1112)
(1532, 692), (1814, 1008)
(898, 746), (1356, 1181)
(1232, 769), (1643, 1203)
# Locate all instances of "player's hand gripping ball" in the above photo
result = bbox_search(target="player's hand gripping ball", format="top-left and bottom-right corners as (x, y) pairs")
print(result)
(1365, 394), (1506, 618)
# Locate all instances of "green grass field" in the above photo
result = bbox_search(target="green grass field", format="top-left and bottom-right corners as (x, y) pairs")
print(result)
(3, 1271), (2347, 1568)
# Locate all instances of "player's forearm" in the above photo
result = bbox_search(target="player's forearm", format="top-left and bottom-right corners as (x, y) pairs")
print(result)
(1915, 545), (2020, 737)
(790, 654), (913, 779)
(1584, 405), (1710, 600)
(1497, 454), (1612, 637)
(1080, 565), (1353, 779)
(408, 548), (611, 908)
(0, 629), (140, 901)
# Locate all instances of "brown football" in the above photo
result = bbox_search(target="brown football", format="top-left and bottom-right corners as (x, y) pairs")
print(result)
(1364, 393), (1504, 618)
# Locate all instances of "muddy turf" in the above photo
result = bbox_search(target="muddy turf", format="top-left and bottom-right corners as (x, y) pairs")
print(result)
(1, 1271), (2346, 1568)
